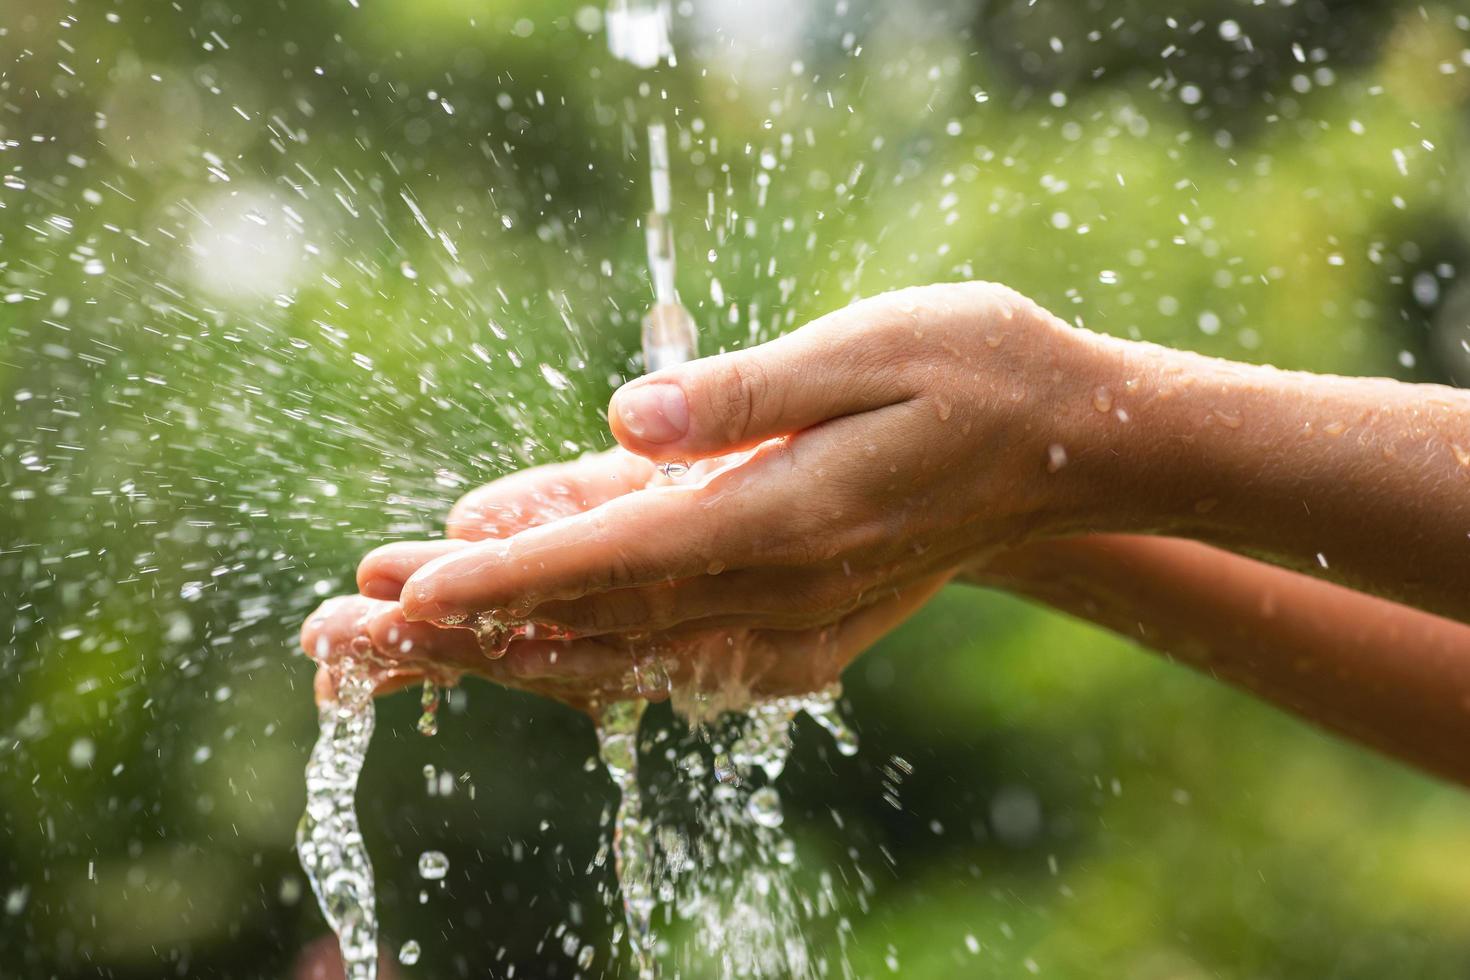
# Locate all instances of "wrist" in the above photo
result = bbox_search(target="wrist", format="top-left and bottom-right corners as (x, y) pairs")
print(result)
(1008, 318), (1164, 541)
(1032, 328), (1259, 541)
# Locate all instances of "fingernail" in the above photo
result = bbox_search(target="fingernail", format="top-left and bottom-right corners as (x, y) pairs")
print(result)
(358, 576), (401, 601)
(617, 383), (689, 444)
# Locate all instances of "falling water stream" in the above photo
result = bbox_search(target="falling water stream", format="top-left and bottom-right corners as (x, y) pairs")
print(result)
(295, 658), (381, 980)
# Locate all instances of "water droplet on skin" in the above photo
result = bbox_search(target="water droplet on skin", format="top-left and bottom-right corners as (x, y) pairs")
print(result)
(660, 460), (689, 478)
(706, 559), (726, 575)
(1451, 443), (1470, 467)
(417, 850), (449, 881)
(1091, 386), (1113, 413)
(467, 611), (518, 658)
(934, 395), (953, 421)
(1046, 444), (1068, 473)
(1323, 420), (1346, 437)
(398, 940), (421, 965)
(1211, 408), (1243, 429)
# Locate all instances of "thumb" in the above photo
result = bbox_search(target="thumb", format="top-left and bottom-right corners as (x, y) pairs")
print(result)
(609, 312), (914, 460)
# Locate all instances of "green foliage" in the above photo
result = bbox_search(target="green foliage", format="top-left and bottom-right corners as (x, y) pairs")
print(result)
(1, 0), (1468, 976)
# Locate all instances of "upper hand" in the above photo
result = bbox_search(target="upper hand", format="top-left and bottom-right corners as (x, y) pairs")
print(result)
(376, 282), (1103, 636)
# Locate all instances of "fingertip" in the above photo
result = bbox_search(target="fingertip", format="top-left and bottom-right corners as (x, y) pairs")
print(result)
(357, 575), (400, 601)
(609, 380), (691, 458)
(312, 664), (333, 706)
(397, 571), (441, 623)
(355, 543), (404, 597)
(356, 540), (466, 600)
(365, 604), (405, 655)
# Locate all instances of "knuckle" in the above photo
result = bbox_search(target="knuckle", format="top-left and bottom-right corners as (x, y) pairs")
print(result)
(601, 550), (641, 593)
(715, 356), (767, 443)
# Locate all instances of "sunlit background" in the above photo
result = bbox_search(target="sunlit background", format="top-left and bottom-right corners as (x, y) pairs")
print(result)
(4, 0), (1470, 976)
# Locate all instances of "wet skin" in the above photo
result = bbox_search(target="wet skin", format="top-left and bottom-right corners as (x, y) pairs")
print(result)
(307, 281), (1470, 781)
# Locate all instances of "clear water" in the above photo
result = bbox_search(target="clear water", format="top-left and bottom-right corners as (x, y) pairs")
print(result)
(593, 685), (864, 978)
(640, 121), (699, 372)
(606, 0), (675, 70)
(295, 658), (381, 980)
(595, 698), (657, 979)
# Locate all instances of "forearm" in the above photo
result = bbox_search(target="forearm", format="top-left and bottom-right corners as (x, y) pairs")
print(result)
(1057, 334), (1470, 622)
(965, 535), (1470, 786)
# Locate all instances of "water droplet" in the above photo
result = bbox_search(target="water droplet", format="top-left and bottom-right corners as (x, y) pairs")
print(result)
(1046, 444), (1069, 473)
(398, 940), (421, 965)
(746, 786), (784, 829)
(1091, 386), (1113, 413)
(540, 363), (571, 390)
(418, 850), (449, 880)
(632, 651), (671, 698)
(466, 611), (518, 658)
(1211, 408), (1243, 429)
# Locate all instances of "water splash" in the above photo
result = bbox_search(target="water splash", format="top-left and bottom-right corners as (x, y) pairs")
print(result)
(595, 698), (657, 979)
(594, 684), (862, 978)
(296, 657), (380, 980)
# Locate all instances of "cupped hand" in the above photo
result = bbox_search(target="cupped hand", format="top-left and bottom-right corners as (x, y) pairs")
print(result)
(300, 578), (945, 714)
(305, 448), (946, 712)
(375, 282), (1103, 638)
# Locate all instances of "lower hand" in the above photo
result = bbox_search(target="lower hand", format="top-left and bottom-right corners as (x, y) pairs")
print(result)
(305, 448), (945, 712)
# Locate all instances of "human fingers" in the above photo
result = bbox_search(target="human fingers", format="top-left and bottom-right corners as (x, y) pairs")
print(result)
(529, 565), (885, 636)
(357, 540), (470, 600)
(476, 573), (947, 706)
(399, 439), (811, 623)
(445, 449), (656, 541)
(300, 594), (394, 662)
(607, 291), (932, 462)
(301, 595), (432, 703)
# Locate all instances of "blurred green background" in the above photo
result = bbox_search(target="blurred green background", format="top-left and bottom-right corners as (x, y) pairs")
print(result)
(3, 0), (1470, 976)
